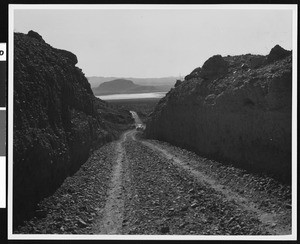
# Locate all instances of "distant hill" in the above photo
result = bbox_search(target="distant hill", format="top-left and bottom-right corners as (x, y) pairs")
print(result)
(92, 78), (168, 96)
(87, 76), (179, 90)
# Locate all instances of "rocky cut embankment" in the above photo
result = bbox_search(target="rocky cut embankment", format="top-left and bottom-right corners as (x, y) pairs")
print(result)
(146, 45), (292, 183)
(13, 31), (133, 229)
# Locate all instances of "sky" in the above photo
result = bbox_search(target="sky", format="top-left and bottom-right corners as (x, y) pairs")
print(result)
(13, 7), (293, 78)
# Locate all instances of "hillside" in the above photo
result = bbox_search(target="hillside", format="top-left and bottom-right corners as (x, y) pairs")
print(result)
(146, 45), (292, 183)
(92, 78), (162, 96)
(88, 76), (178, 90)
(13, 31), (133, 228)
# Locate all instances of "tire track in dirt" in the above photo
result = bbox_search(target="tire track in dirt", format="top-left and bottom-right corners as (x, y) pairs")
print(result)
(17, 122), (291, 235)
(93, 131), (131, 234)
(122, 134), (267, 235)
(139, 137), (291, 235)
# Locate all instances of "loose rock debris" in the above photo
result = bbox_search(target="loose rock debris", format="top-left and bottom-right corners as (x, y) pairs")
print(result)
(15, 130), (291, 235)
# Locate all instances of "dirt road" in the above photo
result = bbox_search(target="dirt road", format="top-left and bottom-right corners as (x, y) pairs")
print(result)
(16, 112), (292, 235)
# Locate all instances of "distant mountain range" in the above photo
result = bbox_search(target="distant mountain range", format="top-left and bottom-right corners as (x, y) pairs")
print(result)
(87, 76), (179, 91)
(92, 79), (171, 96)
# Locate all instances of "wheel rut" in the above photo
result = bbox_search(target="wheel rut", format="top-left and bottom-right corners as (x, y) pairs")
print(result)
(139, 138), (291, 235)
(93, 131), (131, 234)
(15, 112), (292, 236)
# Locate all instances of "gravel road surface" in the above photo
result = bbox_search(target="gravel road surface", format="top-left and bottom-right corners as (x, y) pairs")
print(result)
(15, 112), (291, 236)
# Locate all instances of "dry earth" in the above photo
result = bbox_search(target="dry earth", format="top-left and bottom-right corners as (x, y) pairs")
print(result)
(15, 112), (291, 236)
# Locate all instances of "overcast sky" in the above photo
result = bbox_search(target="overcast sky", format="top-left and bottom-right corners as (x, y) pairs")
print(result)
(14, 7), (293, 78)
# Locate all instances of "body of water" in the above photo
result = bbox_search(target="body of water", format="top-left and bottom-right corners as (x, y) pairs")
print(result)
(97, 92), (167, 101)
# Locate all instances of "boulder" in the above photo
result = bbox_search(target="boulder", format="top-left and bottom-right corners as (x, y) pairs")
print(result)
(266, 45), (291, 63)
(56, 48), (78, 65)
(27, 30), (45, 43)
(174, 80), (183, 87)
(200, 55), (228, 80)
(185, 67), (201, 81)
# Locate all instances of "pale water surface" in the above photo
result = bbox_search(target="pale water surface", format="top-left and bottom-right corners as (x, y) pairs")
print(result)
(97, 92), (167, 101)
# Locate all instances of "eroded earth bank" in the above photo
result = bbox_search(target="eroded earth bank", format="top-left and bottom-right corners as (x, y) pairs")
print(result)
(146, 45), (292, 183)
(13, 31), (133, 228)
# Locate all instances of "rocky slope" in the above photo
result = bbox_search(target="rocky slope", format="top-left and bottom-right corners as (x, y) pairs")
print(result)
(13, 31), (133, 228)
(146, 45), (292, 183)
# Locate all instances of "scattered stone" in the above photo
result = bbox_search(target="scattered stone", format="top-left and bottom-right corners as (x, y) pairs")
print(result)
(160, 226), (170, 234)
(35, 209), (47, 219)
(271, 223), (277, 228)
(228, 217), (235, 224)
(77, 218), (88, 228)
(285, 204), (292, 209)
(180, 206), (189, 212)
(179, 222), (188, 229)
(241, 63), (248, 69)
(191, 202), (198, 208)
